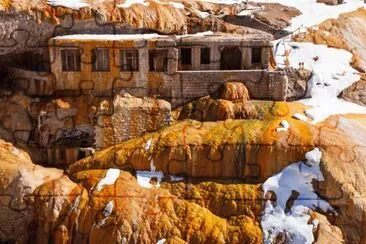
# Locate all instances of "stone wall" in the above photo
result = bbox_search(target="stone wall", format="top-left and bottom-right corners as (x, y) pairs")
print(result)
(95, 95), (171, 149)
(172, 70), (287, 105)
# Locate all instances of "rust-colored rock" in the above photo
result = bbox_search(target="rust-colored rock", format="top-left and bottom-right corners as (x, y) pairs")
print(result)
(312, 212), (344, 244)
(68, 101), (314, 182)
(314, 115), (366, 243)
(220, 82), (251, 102)
(33, 169), (263, 243)
(0, 139), (63, 242)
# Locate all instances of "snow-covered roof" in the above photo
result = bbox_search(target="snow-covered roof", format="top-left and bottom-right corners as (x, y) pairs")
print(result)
(51, 33), (168, 41)
(47, 0), (89, 10)
(50, 31), (271, 43)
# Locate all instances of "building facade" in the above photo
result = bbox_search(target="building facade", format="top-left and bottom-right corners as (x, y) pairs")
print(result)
(9, 32), (288, 106)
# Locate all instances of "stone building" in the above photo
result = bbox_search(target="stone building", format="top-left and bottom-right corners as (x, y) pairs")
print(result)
(8, 32), (288, 107)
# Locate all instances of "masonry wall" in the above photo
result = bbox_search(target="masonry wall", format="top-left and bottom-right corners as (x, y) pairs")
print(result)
(171, 70), (287, 106)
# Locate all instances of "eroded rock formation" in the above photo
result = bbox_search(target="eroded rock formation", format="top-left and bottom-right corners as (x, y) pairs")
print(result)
(0, 139), (63, 242)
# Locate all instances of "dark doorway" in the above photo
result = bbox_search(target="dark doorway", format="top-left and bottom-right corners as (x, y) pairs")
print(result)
(149, 50), (169, 72)
(251, 47), (262, 64)
(220, 47), (242, 70)
(181, 48), (192, 65)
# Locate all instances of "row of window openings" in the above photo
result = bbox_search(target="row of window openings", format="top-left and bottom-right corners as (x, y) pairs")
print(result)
(61, 49), (140, 72)
(61, 47), (262, 72)
(62, 49), (169, 72)
(180, 47), (262, 65)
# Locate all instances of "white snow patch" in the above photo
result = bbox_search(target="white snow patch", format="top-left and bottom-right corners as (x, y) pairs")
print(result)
(177, 31), (214, 38)
(153, 0), (184, 9)
(47, 0), (89, 9)
(169, 2), (184, 9)
(145, 139), (152, 151)
(292, 113), (308, 122)
(136, 171), (164, 188)
(170, 175), (185, 182)
(275, 41), (366, 123)
(95, 168), (120, 192)
(195, 9), (210, 19)
(70, 195), (81, 212)
(199, 0), (246, 4)
(237, 5), (262, 16)
(118, 0), (149, 8)
(38, 110), (47, 130)
(276, 120), (290, 132)
(156, 239), (166, 244)
(136, 171), (184, 189)
(261, 148), (333, 244)
(150, 159), (156, 172)
(99, 201), (114, 226)
(53, 34), (166, 41)
(54, 31), (215, 41)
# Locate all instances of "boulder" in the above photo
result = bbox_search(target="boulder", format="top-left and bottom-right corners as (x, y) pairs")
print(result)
(219, 82), (251, 102)
(341, 75), (366, 106)
(317, 0), (343, 5)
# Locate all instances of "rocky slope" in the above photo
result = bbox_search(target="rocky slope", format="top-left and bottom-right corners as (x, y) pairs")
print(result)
(0, 138), (266, 243)
(1, 96), (365, 243)
(293, 8), (366, 106)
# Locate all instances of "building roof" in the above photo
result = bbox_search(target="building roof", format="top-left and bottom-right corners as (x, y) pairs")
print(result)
(50, 31), (272, 45)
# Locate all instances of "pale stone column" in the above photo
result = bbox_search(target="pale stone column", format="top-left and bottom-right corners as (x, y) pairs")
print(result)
(211, 43), (221, 70)
(261, 47), (270, 70)
(242, 47), (252, 69)
(168, 48), (178, 75)
(192, 46), (200, 70)
(137, 45), (149, 87)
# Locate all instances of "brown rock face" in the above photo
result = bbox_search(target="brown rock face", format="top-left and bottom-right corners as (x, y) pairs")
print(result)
(0, 92), (32, 143)
(341, 74), (366, 106)
(316, 0), (343, 5)
(252, 2), (302, 30)
(224, 2), (301, 37)
(33, 170), (263, 244)
(0, 139), (63, 242)
(312, 212), (344, 244)
(285, 68), (312, 101)
(314, 115), (366, 243)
